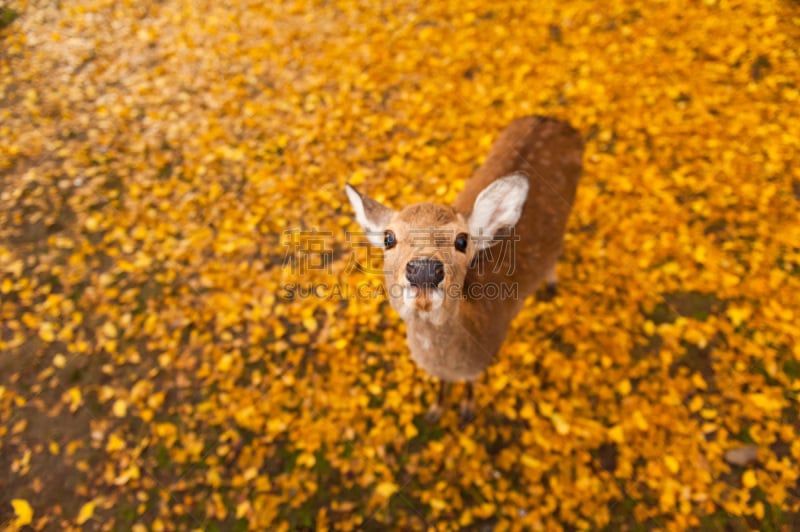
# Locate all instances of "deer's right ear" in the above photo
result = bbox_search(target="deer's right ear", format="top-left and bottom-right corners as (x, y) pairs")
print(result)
(345, 184), (396, 247)
(468, 173), (529, 250)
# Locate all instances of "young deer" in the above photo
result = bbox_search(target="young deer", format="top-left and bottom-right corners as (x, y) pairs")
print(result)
(345, 116), (584, 423)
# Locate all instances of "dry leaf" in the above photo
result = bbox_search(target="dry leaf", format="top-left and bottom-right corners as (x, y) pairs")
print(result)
(724, 445), (758, 467)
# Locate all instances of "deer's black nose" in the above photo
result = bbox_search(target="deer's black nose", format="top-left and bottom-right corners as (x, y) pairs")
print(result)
(405, 258), (445, 288)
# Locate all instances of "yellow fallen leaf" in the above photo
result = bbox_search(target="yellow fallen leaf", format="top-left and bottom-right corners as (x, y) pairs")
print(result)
(296, 452), (316, 468)
(521, 454), (541, 469)
(76, 500), (95, 525)
(693, 245), (707, 263)
(551, 413), (570, 435)
(39, 322), (55, 342)
(608, 425), (625, 443)
(112, 399), (127, 418)
(519, 403), (535, 419)
(473, 502), (497, 519)
(302, 316), (318, 332)
(726, 306), (752, 327)
(375, 481), (398, 499)
(349, 170), (365, 185)
(742, 470), (757, 489)
(749, 393), (782, 413)
(236, 500), (252, 519)
(114, 464), (140, 485)
(429, 498), (447, 511)
(218, 354), (233, 372)
(106, 433), (125, 452)
(632, 410), (649, 431)
(538, 401), (554, 417)
(12, 419), (26, 435)
(459, 434), (477, 454)
(689, 395), (704, 413)
(266, 417), (286, 435)
(84, 214), (100, 231)
(664, 455), (679, 474)
(102, 321), (118, 338)
(66, 387), (82, 413)
(691, 373), (707, 390)
(11, 499), (33, 527)
(492, 374), (509, 392)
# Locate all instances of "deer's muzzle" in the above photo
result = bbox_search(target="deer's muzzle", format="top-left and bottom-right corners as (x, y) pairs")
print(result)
(405, 258), (445, 289)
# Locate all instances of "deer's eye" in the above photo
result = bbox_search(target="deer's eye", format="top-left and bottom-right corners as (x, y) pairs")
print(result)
(384, 230), (397, 250)
(454, 233), (469, 253)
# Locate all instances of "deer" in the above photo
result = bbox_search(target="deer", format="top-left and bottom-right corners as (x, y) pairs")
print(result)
(345, 116), (584, 424)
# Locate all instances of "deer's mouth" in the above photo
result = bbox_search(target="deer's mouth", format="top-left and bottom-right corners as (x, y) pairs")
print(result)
(404, 285), (444, 312)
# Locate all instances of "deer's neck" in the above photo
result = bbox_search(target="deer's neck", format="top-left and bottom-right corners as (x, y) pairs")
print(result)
(404, 298), (510, 382)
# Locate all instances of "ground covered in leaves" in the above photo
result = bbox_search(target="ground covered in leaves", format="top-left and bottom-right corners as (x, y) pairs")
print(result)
(1, 0), (799, 530)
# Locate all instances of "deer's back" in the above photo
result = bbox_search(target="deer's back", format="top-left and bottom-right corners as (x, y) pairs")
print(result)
(455, 116), (584, 301)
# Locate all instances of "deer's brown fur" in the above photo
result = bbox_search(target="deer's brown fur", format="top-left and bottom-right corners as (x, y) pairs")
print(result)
(345, 116), (584, 422)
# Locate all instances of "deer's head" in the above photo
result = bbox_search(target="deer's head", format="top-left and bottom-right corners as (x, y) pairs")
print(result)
(345, 174), (529, 325)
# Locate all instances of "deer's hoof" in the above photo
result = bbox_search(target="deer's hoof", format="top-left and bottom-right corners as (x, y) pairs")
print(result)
(425, 403), (443, 424)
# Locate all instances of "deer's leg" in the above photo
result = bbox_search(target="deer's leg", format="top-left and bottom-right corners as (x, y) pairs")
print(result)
(426, 380), (448, 423)
(544, 262), (558, 297)
(459, 382), (475, 426)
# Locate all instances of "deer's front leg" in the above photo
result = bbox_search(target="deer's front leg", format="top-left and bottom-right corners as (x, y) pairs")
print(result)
(459, 381), (475, 426)
(426, 380), (448, 423)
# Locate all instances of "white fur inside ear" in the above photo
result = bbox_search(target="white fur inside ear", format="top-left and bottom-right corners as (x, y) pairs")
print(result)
(345, 184), (370, 230)
(468, 173), (529, 250)
(345, 183), (392, 247)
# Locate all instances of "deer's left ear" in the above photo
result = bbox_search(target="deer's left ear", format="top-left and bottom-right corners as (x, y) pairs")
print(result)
(345, 184), (396, 247)
(468, 173), (529, 251)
